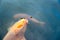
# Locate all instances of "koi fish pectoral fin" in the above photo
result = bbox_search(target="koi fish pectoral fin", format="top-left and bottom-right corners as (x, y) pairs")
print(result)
(30, 18), (45, 26)
(39, 21), (45, 25)
(39, 22), (45, 26)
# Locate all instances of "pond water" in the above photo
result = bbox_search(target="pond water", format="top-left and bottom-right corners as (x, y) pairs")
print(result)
(0, 0), (60, 40)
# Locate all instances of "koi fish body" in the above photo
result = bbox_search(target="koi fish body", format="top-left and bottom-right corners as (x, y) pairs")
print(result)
(3, 19), (28, 40)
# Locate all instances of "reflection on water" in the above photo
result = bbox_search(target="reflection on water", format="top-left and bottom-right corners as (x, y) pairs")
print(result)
(0, 0), (60, 40)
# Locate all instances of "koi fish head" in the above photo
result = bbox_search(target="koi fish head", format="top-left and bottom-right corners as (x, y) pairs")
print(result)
(16, 18), (28, 28)
(9, 18), (28, 35)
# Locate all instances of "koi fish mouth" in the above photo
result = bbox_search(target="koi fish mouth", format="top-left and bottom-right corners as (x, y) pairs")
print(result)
(16, 18), (28, 28)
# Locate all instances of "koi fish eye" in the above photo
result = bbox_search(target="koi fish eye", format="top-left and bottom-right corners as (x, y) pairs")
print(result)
(30, 16), (32, 18)
(20, 18), (23, 19)
(20, 18), (25, 19)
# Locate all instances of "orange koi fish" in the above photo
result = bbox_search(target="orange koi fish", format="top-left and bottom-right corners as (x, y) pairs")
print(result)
(3, 19), (28, 40)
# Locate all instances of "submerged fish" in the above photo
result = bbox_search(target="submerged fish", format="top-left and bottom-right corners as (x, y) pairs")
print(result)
(3, 19), (28, 40)
(13, 13), (45, 26)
